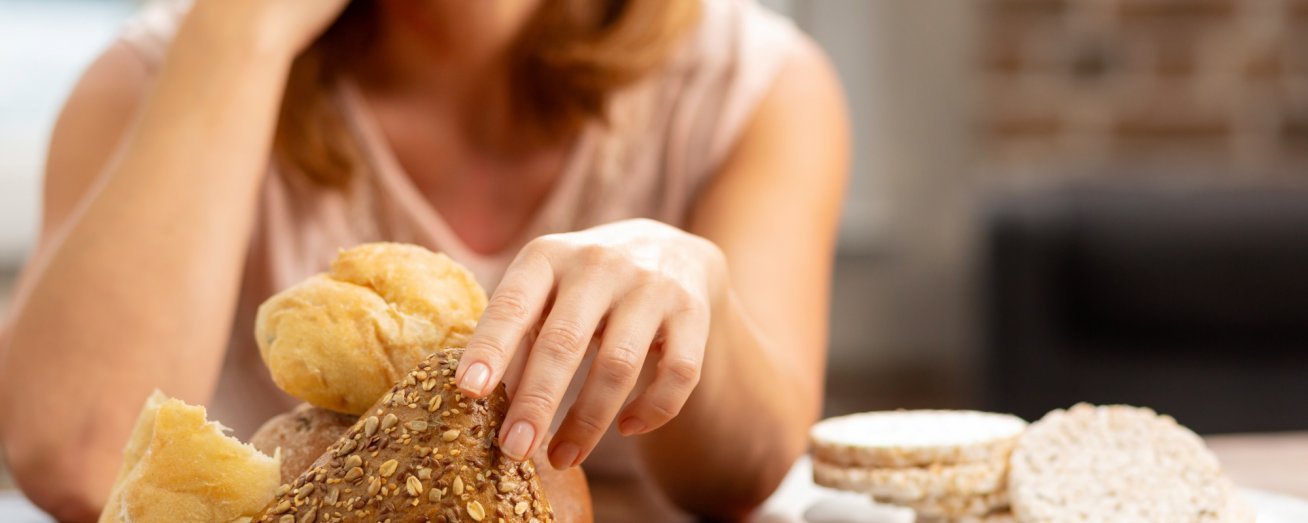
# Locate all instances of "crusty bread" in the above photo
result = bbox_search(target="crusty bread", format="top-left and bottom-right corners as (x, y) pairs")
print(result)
(250, 402), (593, 522)
(811, 410), (1026, 468)
(812, 458), (1007, 502)
(1009, 403), (1250, 523)
(99, 392), (281, 523)
(253, 349), (554, 522)
(256, 243), (487, 415)
(250, 404), (358, 485)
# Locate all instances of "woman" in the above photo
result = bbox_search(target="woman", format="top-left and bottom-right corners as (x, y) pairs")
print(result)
(0, 0), (847, 520)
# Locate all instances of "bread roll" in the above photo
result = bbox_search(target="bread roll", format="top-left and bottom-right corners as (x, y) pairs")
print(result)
(99, 392), (281, 523)
(253, 349), (555, 522)
(536, 457), (593, 523)
(250, 404), (357, 485)
(256, 243), (487, 414)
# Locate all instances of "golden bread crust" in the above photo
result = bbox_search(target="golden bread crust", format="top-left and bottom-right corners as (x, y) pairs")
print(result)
(256, 243), (487, 414)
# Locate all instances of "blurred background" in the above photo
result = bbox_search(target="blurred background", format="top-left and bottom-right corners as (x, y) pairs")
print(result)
(2, 0), (1307, 488)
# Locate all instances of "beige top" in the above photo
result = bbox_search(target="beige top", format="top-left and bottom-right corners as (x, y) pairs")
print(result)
(119, 0), (800, 484)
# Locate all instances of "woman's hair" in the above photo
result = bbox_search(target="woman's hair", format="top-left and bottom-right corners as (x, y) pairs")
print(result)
(274, 0), (701, 186)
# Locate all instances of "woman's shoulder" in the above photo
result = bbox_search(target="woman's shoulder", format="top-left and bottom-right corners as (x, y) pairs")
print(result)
(606, 0), (806, 133)
(118, 0), (194, 71)
(675, 0), (804, 74)
(576, 0), (810, 226)
(606, 0), (807, 180)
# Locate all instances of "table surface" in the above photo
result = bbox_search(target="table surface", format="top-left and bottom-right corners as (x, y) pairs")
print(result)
(588, 431), (1308, 522)
(3, 432), (1307, 522)
(1205, 432), (1308, 499)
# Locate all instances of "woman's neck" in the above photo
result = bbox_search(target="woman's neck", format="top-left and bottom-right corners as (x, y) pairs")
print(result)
(354, 0), (544, 148)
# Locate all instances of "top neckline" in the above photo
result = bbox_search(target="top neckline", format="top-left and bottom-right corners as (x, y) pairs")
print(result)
(336, 80), (596, 270)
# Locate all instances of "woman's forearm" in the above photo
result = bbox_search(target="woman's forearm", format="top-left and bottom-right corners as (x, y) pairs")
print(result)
(0, 9), (296, 518)
(637, 288), (820, 518)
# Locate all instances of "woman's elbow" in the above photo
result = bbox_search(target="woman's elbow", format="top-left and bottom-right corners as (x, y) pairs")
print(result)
(668, 432), (808, 519)
(4, 432), (108, 522)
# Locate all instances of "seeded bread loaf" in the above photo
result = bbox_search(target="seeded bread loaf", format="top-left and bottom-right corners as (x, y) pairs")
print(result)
(811, 411), (1026, 468)
(100, 392), (282, 523)
(250, 403), (593, 521)
(253, 349), (554, 522)
(256, 243), (487, 415)
(1009, 403), (1250, 523)
(812, 458), (1008, 502)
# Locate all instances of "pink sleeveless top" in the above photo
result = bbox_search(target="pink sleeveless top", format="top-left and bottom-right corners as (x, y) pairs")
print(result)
(120, 0), (799, 485)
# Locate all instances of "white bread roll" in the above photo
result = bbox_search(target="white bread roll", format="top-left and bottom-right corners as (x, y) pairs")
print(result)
(99, 392), (281, 523)
(256, 243), (486, 415)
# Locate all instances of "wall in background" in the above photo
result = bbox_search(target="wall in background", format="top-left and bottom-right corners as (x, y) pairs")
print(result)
(784, 1), (983, 407)
(979, 0), (1308, 181)
(0, 0), (137, 265)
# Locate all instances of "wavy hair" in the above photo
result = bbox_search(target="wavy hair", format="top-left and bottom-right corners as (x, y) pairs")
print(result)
(274, 0), (700, 186)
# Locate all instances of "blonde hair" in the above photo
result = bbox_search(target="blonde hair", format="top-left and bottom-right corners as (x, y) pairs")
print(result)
(274, 0), (701, 186)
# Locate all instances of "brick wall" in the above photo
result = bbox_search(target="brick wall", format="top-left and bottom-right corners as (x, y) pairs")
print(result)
(980, 0), (1308, 180)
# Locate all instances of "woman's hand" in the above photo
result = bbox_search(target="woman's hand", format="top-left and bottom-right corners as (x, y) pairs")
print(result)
(455, 219), (728, 469)
(188, 0), (350, 58)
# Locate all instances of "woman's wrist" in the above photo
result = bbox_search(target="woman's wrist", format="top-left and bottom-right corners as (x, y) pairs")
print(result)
(686, 232), (730, 316)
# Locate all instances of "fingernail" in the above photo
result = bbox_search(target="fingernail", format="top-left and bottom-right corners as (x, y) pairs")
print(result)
(501, 421), (535, 461)
(459, 362), (490, 395)
(619, 417), (646, 436)
(550, 441), (580, 469)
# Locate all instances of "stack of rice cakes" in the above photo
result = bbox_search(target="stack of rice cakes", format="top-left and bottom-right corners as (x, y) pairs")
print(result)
(811, 410), (1027, 522)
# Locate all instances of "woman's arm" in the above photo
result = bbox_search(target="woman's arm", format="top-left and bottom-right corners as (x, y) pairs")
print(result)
(639, 36), (849, 516)
(452, 35), (848, 519)
(0, 3), (344, 519)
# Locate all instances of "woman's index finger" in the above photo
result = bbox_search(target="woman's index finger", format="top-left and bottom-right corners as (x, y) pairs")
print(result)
(456, 251), (555, 397)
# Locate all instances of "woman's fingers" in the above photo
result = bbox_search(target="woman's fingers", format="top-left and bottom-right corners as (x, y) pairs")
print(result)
(463, 230), (713, 464)
(457, 250), (553, 398)
(617, 299), (709, 436)
(498, 273), (612, 461)
(547, 293), (661, 469)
